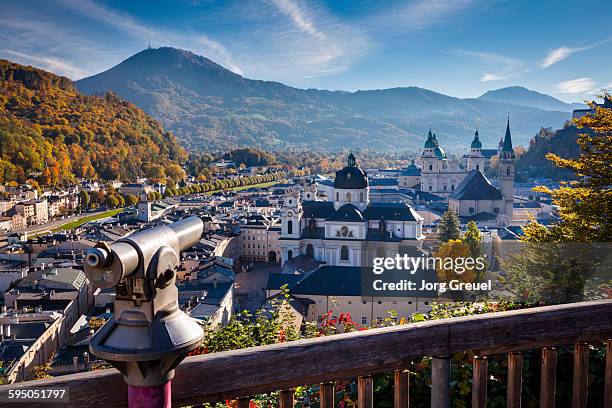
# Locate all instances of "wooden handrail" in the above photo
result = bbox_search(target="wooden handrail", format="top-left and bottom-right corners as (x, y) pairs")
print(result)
(1, 299), (612, 407)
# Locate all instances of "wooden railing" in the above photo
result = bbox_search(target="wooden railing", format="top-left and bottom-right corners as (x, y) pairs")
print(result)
(2, 299), (612, 407)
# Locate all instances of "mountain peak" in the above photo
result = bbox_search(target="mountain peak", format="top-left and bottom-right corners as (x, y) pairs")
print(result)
(76, 48), (572, 151)
(118, 46), (234, 75)
(478, 86), (585, 112)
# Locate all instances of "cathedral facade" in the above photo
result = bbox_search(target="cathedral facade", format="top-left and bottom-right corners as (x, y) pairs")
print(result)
(447, 120), (516, 226)
(279, 153), (425, 268)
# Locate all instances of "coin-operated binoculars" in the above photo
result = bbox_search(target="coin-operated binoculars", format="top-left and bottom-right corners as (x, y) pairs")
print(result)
(83, 216), (204, 408)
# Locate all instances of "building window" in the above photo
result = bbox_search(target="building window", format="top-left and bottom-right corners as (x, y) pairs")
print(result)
(306, 244), (314, 258)
(288, 250), (293, 260)
(340, 226), (349, 237)
(451, 184), (455, 191)
(443, 185), (447, 191)
(336, 192), (339, 201)
(287, 220), (293, 234)
(361, 316), (367, 325)
(494, 207), (500, 214)
(476, 164), (480, 171)
(340, 245), (349, 261)
(429, 164), (433, 171)
(469, 207), (475, 214)
(507, 167), (511, 176)
(346, 192), (351, 202)
(428, 186), (432, 192)
(360, 192), (364, 201)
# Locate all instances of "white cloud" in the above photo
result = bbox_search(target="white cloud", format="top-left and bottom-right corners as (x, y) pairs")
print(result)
(368, 0), (479, 31)
(481, 72), (511, 82)
(269, 0), (325, 41)
(539, 45), (590, 69)
(539, 38), (612, 69)
(453, 50), (527, 82)
(556, 78), (597, 94)
(56, 0), (154, 38)
(1, 49), (88, 79)
(196, 36), (243, 75)
(243, 0), (370, 81)
(55, 0), (244, 76)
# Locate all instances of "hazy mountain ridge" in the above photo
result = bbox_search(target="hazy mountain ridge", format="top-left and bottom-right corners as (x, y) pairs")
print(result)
(479, 86), (586, 112)
(77, 47), (574, 151)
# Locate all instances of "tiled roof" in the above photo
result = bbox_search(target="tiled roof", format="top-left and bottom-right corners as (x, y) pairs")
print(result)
(449, 170), (502, 201)
(363, 202), (421, 221)
(290, 266), (363, 296)
(326, 204), (365, 222)
(369, 178), (398, 187)
(266, 273), (303, 290)
(399, 164), (421, 176)
(303, 201), (334, 219)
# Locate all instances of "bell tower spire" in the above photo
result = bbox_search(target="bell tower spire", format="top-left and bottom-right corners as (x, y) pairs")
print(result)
(499, 117), (515, 221)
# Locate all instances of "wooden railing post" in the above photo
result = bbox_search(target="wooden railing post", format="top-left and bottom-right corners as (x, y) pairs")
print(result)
(320, 382), (334, 408)
(237, 397), (250, 408)
(572, 343), (589, 408)
(431, 355), (451, 408)
(279, 389), (294, 408)
(394, 369), (409, 408)
(507, 352), (523, 408)
(472, 356), (488, 408)
(358, 375), (374, 408)
(540, 347), (557, 408)
(605, 339), (612, 408)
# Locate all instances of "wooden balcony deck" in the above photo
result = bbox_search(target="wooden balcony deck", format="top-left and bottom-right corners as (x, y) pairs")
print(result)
(2, 299), (612, 407)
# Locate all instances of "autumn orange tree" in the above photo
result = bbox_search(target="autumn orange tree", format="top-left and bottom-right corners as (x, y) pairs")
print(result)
(0, 59), (186, 186)
(502, 92), (612, 303)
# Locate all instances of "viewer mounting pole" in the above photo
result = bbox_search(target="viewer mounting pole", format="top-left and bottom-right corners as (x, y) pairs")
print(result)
(83, 216), (205, 408)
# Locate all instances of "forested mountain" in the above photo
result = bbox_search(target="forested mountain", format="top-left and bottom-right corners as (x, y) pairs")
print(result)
(0, 59), (185, 186)
(516, 125), (588, 180)
(479, 86), (586, 112)
(77, 47), (572, 151)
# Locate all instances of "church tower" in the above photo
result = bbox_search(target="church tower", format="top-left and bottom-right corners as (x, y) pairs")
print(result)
(281, 189), (302, 239)
(499, 119), (515, 220)
(302, 183), (317, 201)
(466, 130), (486, 172)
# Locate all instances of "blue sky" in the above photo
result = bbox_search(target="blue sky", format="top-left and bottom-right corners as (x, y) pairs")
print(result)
(1, 0), (610, 103)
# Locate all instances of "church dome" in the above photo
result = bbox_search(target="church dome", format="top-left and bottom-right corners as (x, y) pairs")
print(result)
(434, 145), (446, 159)
(334, 153), (368, 189)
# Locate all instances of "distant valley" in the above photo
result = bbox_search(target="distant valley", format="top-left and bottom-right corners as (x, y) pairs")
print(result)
(77, 47), (583, 152)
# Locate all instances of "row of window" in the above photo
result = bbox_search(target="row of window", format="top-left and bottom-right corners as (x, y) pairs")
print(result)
(287, 245), (350, 261)
(243, 243), (276, 249)
(425, 184), (455, 192)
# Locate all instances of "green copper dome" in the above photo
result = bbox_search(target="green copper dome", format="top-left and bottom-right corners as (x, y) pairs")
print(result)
(471, 130), (482, 149)
(434, 145), (446, 159)
(424, 129), (435, 148)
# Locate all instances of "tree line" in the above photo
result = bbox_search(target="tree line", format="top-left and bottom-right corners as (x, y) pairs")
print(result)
(79, 171), (288, 210)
